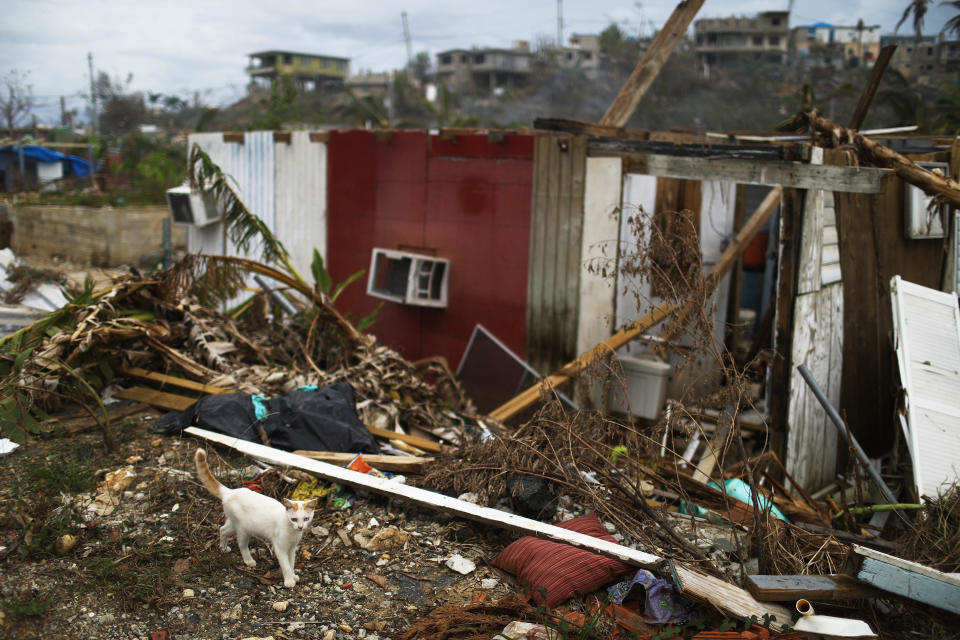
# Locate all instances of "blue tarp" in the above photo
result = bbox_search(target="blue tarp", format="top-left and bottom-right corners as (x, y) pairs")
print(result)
(0, 144), (91, 178)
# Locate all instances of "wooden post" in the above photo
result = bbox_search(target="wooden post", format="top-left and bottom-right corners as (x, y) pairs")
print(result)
(847, 45), (897, 130)
(600, 0), (705, 127)
(769, 188), (804, 451)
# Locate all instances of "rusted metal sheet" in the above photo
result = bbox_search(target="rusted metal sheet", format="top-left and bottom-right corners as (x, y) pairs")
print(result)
(526, 135), (586, 374)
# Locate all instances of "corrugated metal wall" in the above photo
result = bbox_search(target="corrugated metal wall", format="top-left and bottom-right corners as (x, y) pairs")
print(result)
(186, 132), (276, 260)
(274, 131), (327, 281)
(526, 135), (587, 374)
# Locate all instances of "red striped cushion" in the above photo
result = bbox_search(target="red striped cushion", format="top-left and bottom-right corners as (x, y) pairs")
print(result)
(492, 513), (633, 607)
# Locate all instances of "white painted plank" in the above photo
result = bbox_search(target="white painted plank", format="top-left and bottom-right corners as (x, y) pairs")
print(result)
(184, 425), (794, 628)
(797, 147), (824, 296)
(786, 285), (841, 491)
(797, 189), (824, 295)
(577, 157), (623, 355)
(852, 544), (960, 613)
(890, 276), (960, 499)
(640, 153), (888, 193)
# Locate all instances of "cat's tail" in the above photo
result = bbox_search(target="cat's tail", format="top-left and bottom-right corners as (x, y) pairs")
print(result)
(194, 448), (225, 498)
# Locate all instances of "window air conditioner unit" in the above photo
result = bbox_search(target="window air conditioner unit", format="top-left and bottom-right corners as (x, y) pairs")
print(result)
(904, 161), (949, 239)
(165, 184), (220, 227)
(366, 247), (450, 308)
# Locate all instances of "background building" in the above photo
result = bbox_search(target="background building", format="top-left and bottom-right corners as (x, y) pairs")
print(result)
(694, 10), (790, 70)
(247, 50), (349, 90)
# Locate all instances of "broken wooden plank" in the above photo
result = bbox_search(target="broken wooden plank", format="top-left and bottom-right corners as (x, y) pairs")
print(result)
(56, 402), (152, 433)
(115, 386), (194, 411)
(617, 153), (888, 194)
(122, 367), (231, 395)
(804, 112), (960, 208)
(365, 425), (444, 453)
(746, 574), (882, 602)
(185, 426), (794, 629)
(488, 303), (679, 421)
(849, 544), (960, 614)
(848, 45), (897, 130)
(600, 0), (705, 127)
(292, 451), (433, 474)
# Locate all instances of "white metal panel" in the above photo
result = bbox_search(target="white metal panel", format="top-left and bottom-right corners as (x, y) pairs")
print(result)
(699, 180), (735, 346)
(797, 147), (824, 295)
(891, 275), (960, 499)
(577, 157), (622, 355)
(274, 131), (327, 284)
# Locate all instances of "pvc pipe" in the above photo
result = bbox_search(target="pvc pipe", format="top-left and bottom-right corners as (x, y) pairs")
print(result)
(796, 364), (901, 510)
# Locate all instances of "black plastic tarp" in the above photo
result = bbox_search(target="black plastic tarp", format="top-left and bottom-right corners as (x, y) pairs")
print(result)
(149, 381), (379, 454)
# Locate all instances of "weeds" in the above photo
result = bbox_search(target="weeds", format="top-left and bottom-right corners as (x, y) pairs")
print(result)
(1, 593), (51, 618)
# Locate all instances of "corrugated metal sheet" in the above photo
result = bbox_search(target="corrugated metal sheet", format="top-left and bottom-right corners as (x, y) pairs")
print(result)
(274, 131), (327, 282)
(891, 275), (960, 499)
(526, 135), (586, 374)
(186, 131), (276, 259)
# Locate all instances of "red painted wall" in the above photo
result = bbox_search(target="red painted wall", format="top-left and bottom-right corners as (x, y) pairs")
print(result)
(327, 131), (534, 369)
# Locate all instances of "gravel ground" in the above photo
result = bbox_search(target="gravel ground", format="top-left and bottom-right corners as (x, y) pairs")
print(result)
(0, 414), (521, 639)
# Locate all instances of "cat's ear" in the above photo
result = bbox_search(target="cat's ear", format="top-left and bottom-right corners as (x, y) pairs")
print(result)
(282, 498), (294, 509)
(303, 499), (318, 510)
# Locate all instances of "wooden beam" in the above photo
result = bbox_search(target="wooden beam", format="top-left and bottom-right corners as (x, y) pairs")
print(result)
(746, 574), (883, 602)
(805, 112), (960, 208)
(121, 367), (231, 395)
(488, 304), (679, 421)
(365, 425), (444, 453)
(622, 153), (888, 193)
(600, 0), (706, 127)
(222, 132), (244, 143)
(534, 117), (650, 140)
(848, 45), (897, 130)
(292, 451), (433, 474)
(849, 544), (960, 614)
(185, 426), (794, 629)
(114, 386), (195, 411)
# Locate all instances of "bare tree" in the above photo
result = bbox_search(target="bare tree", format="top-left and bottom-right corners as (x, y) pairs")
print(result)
(0, 70), (34, 136)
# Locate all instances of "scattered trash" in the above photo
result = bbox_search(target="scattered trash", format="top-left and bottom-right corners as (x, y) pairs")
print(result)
(791, 599), (877, 638)
(0, 438), (18, 455)
(445, 554), (476, 575)
(607, 568), (694, 624)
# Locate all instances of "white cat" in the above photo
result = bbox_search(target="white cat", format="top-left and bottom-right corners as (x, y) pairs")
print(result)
(194, 448), (317, 588)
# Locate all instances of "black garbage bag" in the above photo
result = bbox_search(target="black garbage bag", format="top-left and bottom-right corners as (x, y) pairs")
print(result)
(149, 381), (378, 454)
(506, 473), (557, 520)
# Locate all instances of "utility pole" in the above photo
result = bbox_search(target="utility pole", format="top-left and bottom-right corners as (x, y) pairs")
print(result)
(557, 0), (563, 47)
(401, 12), (414, 68)
(87, 52), (98, 138)
(60, 96), (67, 127)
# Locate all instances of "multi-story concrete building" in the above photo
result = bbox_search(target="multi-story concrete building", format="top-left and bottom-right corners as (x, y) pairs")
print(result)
(790, 22), (882, 68)
(247, 50), (349, 90)
(434, 42), (534, 93)
(882, 34), (941, 82)
(694, 10), (790, 70)
(561, 33), (603, 75)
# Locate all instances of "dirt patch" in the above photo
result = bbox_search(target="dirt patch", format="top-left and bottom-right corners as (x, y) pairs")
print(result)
(0, 416), (523, 639)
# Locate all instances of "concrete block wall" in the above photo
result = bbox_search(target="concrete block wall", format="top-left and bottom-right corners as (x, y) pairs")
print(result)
(6, 205), (187, 267)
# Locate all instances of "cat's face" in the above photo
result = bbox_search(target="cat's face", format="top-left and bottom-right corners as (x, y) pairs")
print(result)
(282, 498), (317, 531)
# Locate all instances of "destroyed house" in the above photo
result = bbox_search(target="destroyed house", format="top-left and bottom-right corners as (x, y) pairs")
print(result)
(181, 123), (958, 497)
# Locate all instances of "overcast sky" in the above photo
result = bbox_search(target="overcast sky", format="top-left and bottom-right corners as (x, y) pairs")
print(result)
(3, 0), (956, 124)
